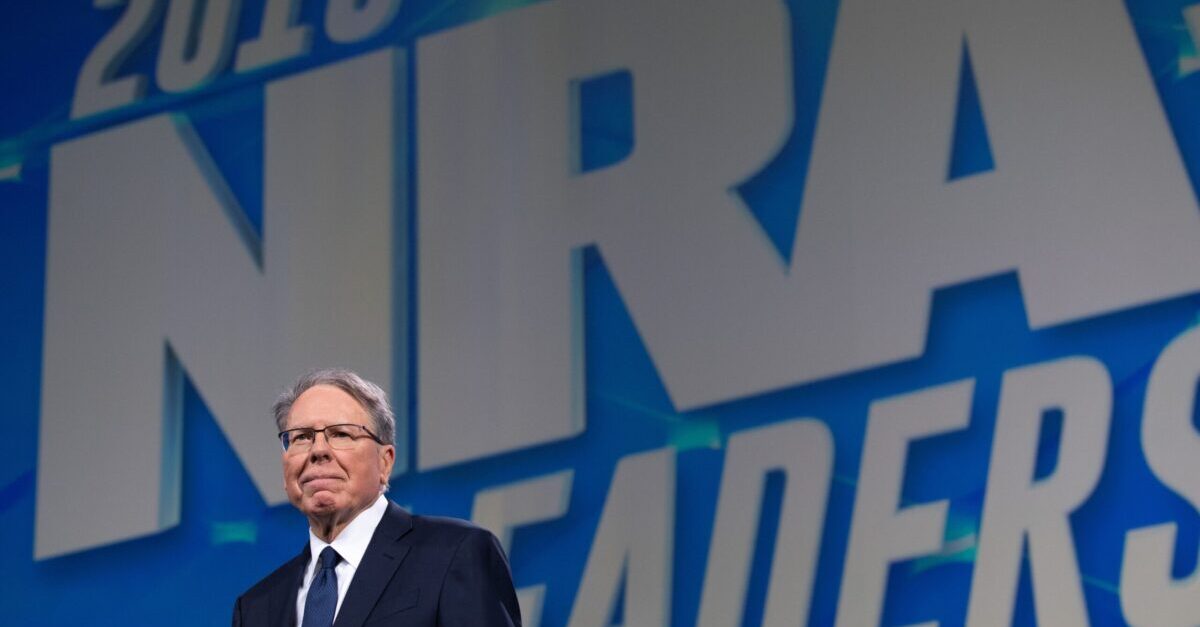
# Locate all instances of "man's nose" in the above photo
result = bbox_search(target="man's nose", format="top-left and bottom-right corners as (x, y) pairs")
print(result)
(308, 430), (333, 458)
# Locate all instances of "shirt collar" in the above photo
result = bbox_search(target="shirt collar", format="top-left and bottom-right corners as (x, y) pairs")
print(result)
(307, 493), (389, 570)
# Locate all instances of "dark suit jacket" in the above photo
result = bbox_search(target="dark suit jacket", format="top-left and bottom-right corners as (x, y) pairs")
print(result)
(233, 502), (521, 626)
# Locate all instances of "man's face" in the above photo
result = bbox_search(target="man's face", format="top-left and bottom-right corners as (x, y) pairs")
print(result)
(282, 384), (395, 522)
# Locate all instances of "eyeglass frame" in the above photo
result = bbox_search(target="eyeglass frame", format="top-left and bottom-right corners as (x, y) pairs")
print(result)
(277, 423), (385, 453)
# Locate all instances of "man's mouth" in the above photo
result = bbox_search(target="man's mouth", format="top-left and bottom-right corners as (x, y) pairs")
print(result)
(301, 475), (343, 487)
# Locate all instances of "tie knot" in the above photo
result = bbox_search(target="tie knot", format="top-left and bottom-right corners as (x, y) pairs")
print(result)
(318, 546), (340, 570)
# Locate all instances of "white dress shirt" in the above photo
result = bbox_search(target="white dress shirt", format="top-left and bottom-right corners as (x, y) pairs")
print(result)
(295, 494), (390, 625)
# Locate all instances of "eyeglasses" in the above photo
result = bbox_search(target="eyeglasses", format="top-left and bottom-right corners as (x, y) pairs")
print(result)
(278, 423), (383, 453)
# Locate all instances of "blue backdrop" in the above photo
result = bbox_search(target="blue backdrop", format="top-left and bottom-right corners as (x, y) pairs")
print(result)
(7, 0), (1200, 625)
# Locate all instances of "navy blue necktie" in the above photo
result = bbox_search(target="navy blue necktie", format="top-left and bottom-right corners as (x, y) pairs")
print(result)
(302, 547), (340, 627)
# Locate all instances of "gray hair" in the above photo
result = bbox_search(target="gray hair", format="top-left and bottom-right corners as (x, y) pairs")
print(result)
(273, 368), (396, 446)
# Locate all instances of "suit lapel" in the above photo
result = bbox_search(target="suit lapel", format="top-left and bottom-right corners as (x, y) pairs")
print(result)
(271, 547), (309, 627)
(333, 502), (414, 627)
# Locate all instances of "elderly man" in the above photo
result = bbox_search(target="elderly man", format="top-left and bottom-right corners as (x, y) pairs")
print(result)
(233, 369), (521, 626)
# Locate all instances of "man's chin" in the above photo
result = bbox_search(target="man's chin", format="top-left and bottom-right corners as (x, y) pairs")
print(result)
(302, 492), (341, 514)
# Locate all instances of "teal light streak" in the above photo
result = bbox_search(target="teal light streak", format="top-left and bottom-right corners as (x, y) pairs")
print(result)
(1131, 15), (1200, 78)
(1082, 573), (1119, 596)
(593, 390), (723, 451)
(911, 534), (977, 574)
(668, 419), (722, 451)
(211, 521), (258, 545)
(0, 162), (21, 182)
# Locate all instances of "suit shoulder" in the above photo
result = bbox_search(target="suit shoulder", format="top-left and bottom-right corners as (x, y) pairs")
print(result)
(411, 513), (492, 538)
(409, 514), (502, 551)
(237, 551), (305, 602)
(413, 513), (486, 532)
(407, 515), (521, 625)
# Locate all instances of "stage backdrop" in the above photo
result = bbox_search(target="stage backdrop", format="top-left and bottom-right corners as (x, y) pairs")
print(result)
(8, 0), (1200, 624)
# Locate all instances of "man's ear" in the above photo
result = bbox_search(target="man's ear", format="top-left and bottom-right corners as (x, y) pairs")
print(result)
(379, 445), (396, 480)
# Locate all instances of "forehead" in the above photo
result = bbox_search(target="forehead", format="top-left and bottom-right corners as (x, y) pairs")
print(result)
(286, 384), (369, 428)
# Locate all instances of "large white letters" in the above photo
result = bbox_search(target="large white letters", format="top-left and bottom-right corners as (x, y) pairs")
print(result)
(473, 471), (575, 627)
(38, 49), (406, 558)
(837, 380), (974, 626)
(156, 0), (241, 92)
(415, 0), (1200, 471)
(698, 419), (833, 627)
(1121, 326), (1200, 626)
(966, 358), (1111, 626)
(235, 0), (312, 71)
(567, 449), (675, 627)
(415, 0), (789, 469)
